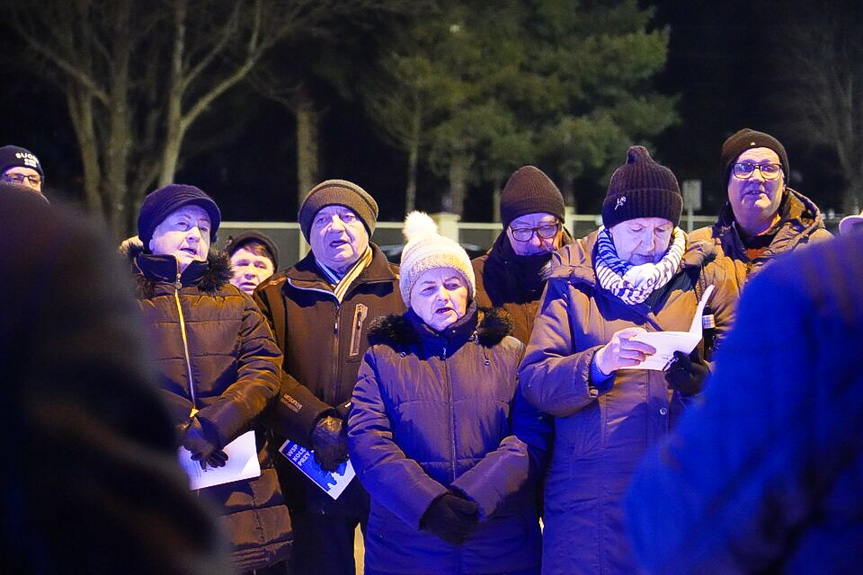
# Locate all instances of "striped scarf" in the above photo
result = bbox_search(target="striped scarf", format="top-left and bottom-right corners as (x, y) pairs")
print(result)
(316, 246), (373, 303)
(594, 226), (686, 305)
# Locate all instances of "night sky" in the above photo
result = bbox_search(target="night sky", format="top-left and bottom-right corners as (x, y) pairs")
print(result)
(0, 0), (851, 224)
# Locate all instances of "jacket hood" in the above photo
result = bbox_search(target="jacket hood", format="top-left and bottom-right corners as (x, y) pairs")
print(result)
(127, 242), (233, 297)
(368, 306), (512, 350)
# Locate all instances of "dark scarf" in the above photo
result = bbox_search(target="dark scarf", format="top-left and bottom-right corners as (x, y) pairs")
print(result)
(484, 232), (554, 304)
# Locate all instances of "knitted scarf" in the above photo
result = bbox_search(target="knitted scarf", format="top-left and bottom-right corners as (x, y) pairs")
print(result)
(594, 226), (686, 305)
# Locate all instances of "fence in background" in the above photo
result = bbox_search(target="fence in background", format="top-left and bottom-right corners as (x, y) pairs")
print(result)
(220, 213), (721, 269)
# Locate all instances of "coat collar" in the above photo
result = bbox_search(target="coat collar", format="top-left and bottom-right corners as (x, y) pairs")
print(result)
(128, 242), (232, 297)
(284, 242), (397, 292)
(367, 304), (512, 357)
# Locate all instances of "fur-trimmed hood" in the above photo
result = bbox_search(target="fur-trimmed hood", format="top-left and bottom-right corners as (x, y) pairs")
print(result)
(368, 306), (512, 351)
(125, 241), (233, 298)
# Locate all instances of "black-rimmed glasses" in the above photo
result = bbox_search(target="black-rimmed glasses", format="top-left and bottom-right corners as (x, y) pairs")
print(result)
(509, 222), (560, 242)
(731, 162), (782, 180)
(3, 173), (42, 187)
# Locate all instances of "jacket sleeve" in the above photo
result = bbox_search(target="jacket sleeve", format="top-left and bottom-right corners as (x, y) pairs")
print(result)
(625, 262), (841, 573)
(194, 297), (282, 447)
(451, 378), (552, 520)
(518, 277), (605, 417)
(348, 349), (448, 529)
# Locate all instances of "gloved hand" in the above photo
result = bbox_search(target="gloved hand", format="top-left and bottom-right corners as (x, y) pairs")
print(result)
(182, 418), (228, 469)
(421, 492), (479, 545)
(311, 416), (349, 472)
(664, 349), (710, 396)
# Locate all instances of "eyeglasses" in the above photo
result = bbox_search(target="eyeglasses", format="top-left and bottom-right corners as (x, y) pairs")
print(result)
(731, 162), (783, 181)
(3, 173), (42, 187)
(509, 222), (560, 242)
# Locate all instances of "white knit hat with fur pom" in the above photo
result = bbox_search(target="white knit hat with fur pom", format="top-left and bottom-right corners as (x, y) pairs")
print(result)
(399, 211), (476, 307)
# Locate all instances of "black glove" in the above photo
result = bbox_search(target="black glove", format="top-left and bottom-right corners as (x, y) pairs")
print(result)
(311, 416), (348, 472)
(182, 418), (228, 469)
(421, 492), (479, 545)
(665, 349), (710, 396)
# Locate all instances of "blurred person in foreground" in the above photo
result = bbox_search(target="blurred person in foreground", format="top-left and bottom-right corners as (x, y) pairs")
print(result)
(472, 165), (573, 344)
(348, 212), (548, 575)
(626, 231), (863, 574)
(0, 184), (232, 574)
(129, 184), (292, 573)
(839, 208), (863, 235)
(225, 231), (279, 295)
(518, 146), (736, 574)
(690, 128), (831, 292)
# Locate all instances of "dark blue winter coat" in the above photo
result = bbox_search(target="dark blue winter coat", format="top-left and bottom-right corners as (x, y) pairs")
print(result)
(348, 305), (549, 575)
(626, 232), (863, 574)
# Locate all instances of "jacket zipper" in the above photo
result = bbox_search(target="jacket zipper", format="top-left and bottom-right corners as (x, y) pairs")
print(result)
(442, 344), (458, 482)
(173, 270), (198, 414)
(349, 303), (368, 357)
(332, 304), (340, 407)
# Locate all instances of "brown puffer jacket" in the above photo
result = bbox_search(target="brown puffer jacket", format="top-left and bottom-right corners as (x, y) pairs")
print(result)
(131, 246), (291, 572)
(253, 243), (405, 515)
(690, 188), (832, 294)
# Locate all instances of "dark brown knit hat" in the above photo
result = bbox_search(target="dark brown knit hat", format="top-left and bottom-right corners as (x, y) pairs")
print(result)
(499, 166), (565, 228)
(602, 146), (682, 229)
(721, 128), (789, 185)
(298, 179), (378, 242)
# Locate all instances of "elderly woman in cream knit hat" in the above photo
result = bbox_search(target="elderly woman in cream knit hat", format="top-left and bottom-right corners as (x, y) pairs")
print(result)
(347, 212), (549, 575)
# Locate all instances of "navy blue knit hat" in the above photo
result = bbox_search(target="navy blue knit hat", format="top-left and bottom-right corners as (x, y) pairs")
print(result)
(602, 146), (682, 229)
(0, 145), (44, 178)
(137, 184), (221, 249)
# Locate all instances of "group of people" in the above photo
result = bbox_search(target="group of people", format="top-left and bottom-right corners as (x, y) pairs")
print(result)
(2, 128), (861, 575)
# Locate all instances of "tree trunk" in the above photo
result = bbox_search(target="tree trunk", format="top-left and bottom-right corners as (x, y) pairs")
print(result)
(561, 176), (577, 212)
(405, 101), (421, 213)
(296, 85), (320, 206)
(66, 90), (103, 218)
(448, 153), (469, 216)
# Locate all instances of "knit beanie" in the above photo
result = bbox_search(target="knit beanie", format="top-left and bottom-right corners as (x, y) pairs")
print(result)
(721, 128), (789, 185)
(298, 179), (378, 242)
(137, 184), (221, 249)
(499, 165), (565, 228)
(399, 211), (476, 308)
(224, 230), (280, 269)
(601, 146), (682, 229)
(0, 145), (44, 178)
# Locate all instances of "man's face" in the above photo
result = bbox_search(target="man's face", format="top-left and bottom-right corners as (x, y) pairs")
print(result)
(3, 167), (42, 192)
(148, 205), (211, 272)
(230, 246), (275, 295)
(410, 267), (470, 332)
(309, 205), (369, 275)
(506, 212), (563, 256)
(609, 217), (674, 265)
(727, 147), (784, 228)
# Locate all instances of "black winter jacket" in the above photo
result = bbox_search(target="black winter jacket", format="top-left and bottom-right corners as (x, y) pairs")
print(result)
(131, 247), (291, 571)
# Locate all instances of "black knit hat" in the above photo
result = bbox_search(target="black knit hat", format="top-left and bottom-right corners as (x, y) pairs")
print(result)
(0, 145), (44, 178)
(721, 128), (789, 185)
(499, 166), (565, 228)
(137, 184), (221, 250)
(224, 230), (279, 269)
(298, 179), (378, 242)
(602, 146), (682, 229)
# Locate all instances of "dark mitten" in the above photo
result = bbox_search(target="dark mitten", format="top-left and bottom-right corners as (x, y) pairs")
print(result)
(421, 492), (479, 544)
(665, 349), (710, 396)
(182, 418), (226, 469)
(311, 415), (349, 472)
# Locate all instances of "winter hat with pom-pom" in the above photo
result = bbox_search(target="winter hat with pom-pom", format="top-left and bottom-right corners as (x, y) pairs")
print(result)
(399, 211), (476, 308)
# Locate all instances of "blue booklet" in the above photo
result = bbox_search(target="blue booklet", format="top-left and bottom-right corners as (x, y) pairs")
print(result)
(278, 439), (355, 500)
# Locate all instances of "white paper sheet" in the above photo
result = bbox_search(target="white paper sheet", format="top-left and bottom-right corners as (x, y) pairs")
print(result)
(179, 430), (261, 490)
(622, 284), (715, 371)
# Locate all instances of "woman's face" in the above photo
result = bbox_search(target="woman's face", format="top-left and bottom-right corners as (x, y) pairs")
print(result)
(608, 217), (674, 265)
(410, 268), (469, 332)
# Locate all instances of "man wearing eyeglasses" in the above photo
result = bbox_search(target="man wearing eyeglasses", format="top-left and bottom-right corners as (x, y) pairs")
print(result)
(472, 165), (573, 343)
(0, 145), (44, 194)
(691, 129), (831, 292)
